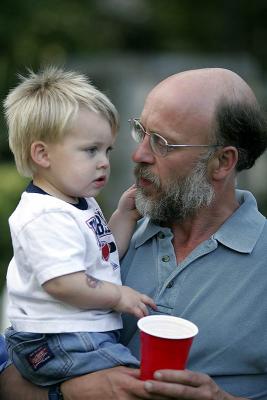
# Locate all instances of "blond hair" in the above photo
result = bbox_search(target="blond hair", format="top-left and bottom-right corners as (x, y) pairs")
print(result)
(4, 66), (119, 177)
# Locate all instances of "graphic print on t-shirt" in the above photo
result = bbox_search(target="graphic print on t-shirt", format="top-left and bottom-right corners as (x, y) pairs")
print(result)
(86, 209), (117, 265)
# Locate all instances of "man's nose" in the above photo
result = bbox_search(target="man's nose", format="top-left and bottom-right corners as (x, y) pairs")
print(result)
(132, 135), (155, 164)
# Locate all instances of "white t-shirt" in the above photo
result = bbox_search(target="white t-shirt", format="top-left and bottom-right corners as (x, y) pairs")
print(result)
(7, 183), (122, 333)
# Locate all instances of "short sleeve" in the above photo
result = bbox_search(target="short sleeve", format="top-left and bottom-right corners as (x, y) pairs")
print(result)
(17, 211), (88, 284)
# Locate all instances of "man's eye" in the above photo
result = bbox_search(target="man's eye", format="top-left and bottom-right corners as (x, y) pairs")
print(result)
(152, 135), (166, 149)
(136, 125), (145, 139)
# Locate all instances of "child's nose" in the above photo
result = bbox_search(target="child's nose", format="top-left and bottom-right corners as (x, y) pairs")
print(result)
(97, 154), (110, 169)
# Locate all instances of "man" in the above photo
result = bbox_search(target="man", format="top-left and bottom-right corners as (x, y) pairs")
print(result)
(2, 67), (267, 399)
(118, 67), (267, 399)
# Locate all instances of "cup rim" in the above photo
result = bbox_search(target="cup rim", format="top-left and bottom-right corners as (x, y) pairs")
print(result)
(137, 315), (199, 339)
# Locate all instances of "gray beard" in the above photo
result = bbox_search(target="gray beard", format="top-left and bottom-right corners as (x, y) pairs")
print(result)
(134, 155), (215, 223)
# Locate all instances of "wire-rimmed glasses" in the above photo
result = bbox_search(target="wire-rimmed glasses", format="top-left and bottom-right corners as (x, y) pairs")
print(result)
(129, 118), (221, 157)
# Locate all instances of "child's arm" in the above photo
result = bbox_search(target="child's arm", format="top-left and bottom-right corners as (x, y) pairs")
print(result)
(43, 272), (156, 318)
(109, 185), (140, 259)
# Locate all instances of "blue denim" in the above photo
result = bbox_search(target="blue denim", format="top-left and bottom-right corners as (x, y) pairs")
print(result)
(5, 327), (139, 386)
(0, 335), (8, 373)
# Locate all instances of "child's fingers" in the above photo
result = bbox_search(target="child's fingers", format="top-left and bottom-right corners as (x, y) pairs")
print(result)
(128, 183), (137, 189)
(125, 184), (137, 194)
(141, 295), (157, 311)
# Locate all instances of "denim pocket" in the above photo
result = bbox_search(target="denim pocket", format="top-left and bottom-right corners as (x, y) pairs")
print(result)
(5, 328), (73, 386)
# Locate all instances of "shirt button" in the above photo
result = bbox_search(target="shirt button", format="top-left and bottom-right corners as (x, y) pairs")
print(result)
(162, 255), (170, 262)
(158, 231), (165, 239)
(167, 281), (174, 288)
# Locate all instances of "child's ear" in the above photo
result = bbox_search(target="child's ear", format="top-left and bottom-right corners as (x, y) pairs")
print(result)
(30, 141), (50, 168)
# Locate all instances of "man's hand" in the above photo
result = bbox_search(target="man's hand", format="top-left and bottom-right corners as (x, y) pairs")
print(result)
(143, 370), (248, 400)
(61, 366), (152, 400)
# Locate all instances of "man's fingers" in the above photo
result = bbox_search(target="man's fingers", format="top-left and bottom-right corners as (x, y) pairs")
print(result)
(154, 369), (209, 387)
(144, 370), (222, 400)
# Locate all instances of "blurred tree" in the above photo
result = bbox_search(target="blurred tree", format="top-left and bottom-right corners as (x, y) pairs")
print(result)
(1, 0), (267, 171)
(0, 0), (266, 122)
(1, 0), (267, 180)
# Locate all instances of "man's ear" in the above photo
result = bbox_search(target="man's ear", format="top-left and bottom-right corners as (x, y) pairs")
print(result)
(30, 141), (50, 168)
(210, 146), (238, 180)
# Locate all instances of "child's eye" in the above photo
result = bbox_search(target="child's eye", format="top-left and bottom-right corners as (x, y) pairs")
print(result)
(86, 147), (98, 155)
(106, 146), (113, 157)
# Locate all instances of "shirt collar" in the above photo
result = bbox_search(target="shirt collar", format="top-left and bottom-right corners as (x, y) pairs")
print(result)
(134, 190), (266, 254)
(134, 217), (169, 248)
(213, 190), (266, 253)
(26, 181), (88, 210)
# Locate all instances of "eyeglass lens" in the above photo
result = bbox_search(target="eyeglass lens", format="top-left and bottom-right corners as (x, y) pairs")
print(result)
(132, 120), (167, 156)
(132, 120), (145, 142)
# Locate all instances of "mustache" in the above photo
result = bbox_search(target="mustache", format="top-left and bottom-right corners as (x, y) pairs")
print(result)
(134, 164), (161, 188)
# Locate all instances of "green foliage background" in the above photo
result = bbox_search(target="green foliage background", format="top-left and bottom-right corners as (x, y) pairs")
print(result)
(0, 165), (28, 292)
(1, 0), (267, 305)
(2, 0), (267, 159)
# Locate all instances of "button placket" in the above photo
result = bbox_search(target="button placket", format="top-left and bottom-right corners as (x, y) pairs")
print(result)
(158, 231), (165, 239)
(162, 255), (170, 262)
(166, 280), (174, 288)
(157, 230), (178, 307)
(157, 235), (172, 285)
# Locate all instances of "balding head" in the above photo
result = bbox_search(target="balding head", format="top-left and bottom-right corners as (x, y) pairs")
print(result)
(167, 68), (257, 103)
(142, 68), (267, 171)
(146, 68), (257, 126)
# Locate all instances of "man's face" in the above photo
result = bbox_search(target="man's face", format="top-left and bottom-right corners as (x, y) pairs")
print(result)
(131, 75), (216, 223)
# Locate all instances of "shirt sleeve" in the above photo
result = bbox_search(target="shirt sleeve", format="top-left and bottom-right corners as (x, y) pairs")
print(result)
(16, 210), (88, 285)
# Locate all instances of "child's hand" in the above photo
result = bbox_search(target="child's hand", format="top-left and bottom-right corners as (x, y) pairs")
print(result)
(114, 285), (157, 318)
(117, 185), (140, 221)
(109, 185), (141, 259)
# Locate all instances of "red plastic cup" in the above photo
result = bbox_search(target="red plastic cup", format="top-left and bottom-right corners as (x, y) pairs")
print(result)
(137, 315), (198, 380)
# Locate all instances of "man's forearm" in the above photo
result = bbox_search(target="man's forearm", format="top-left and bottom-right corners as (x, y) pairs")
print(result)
(0, 364), (48, 400)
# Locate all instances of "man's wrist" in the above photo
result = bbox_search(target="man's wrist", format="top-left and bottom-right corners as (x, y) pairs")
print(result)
(48, 384), (64, 400)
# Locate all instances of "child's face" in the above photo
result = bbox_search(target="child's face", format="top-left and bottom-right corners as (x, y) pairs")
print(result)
(41, 107), (115, 202)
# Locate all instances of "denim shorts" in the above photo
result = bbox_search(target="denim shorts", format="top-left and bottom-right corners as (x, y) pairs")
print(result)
(5, 327), (139, 386)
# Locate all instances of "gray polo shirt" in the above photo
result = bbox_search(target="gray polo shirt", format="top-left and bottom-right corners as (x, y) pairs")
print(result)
(121, 190), (267, 399)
